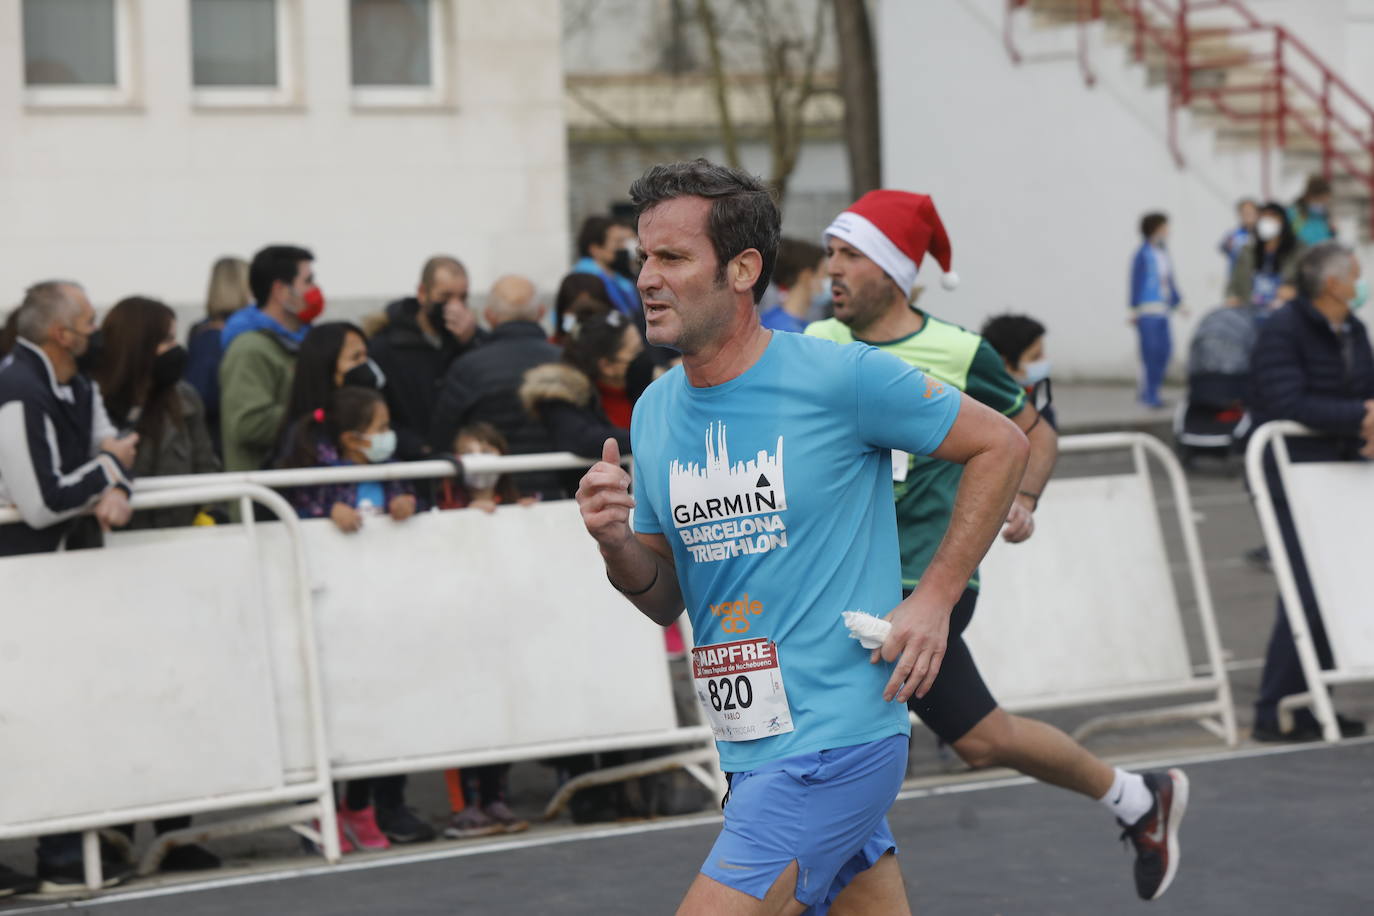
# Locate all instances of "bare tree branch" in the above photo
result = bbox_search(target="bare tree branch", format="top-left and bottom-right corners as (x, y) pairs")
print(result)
(566, 82), (675, 161)
(833, 0), (881, 198)
(696, 0), (742, 168)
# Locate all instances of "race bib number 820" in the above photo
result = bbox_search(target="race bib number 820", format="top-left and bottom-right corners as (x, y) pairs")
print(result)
(691, 637), (794, 742)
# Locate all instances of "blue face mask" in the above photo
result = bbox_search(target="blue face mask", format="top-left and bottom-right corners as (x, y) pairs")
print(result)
(1018, 359), (1052, 386)
(1349, 278), (1369, 312)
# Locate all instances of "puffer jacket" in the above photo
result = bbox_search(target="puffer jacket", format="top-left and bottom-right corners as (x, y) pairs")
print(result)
(519, 363), (631, 459)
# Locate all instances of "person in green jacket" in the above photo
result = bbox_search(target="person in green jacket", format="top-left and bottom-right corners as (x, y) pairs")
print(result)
(219, 245), (316, 472)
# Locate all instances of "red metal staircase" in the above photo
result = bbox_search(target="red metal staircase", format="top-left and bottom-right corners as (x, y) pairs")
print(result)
(1005, 0), (1374, 236)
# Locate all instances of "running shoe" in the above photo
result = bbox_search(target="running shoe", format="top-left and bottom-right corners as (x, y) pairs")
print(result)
(339, 805), (391, 851)
(1119, 768), (1189, 901)
(483, 801), (530, 835)
(375, 804), (436, 844)
(0, 864), (40, 898)
(443, 808), (505, 840)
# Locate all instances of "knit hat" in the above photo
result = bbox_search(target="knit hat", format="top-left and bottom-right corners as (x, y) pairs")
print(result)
(823, 191), (958, 297)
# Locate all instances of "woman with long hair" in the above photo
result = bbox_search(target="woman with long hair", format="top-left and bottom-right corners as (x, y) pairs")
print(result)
(92, 296), (219, 527)
(1227, 201), (1305, 312)
(271, 321), (377, 467)
(87, 295), (221, 872)
(185, 256), (252, 456)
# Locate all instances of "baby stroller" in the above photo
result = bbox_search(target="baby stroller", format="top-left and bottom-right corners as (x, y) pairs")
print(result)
(1173, 304), (1259, 465)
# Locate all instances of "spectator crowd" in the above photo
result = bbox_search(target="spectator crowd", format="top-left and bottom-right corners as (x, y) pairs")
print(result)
(1, 170), (1369, 895)
(0, 213), (696, 891)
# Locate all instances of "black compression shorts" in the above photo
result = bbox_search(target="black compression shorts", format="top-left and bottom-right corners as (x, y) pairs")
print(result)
(904, 587), (998, 743)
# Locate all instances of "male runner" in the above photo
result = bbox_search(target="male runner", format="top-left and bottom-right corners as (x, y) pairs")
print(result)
(576, 160), (1029, 916)
(807, 190), (1189, 902)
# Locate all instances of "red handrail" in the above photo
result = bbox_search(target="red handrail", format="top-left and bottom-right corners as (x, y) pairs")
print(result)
(1005, 0), (1374, 234)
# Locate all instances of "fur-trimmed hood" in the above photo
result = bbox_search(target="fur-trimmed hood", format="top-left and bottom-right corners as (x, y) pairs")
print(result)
(519, 362), (593, 416)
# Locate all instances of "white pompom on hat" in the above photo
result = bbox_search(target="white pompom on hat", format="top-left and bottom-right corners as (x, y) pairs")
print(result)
(823, 190), (958, 297)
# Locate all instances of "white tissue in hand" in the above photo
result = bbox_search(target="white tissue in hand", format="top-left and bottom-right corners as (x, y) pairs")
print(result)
(842, 611), (891, 650)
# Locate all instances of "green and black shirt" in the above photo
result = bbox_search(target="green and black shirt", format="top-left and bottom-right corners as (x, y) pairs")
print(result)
(807, 310), (1027, 591)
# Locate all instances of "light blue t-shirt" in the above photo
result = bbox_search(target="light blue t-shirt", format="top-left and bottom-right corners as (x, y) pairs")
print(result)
(631, 331), (960, 771)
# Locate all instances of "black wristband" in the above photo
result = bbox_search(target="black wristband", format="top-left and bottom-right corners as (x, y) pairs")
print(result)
(609, 564), (658, 597)
(1017, 489), (1040, 510)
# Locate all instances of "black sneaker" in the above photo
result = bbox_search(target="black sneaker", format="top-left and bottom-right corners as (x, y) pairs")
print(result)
(0, 863), (40, 898)
(1119, 768), (1189, 901)
(375, 804), (435, 844)
(1256, 713), (1366, 742)
(159, 844), (221, 873)
(36, 858), (132, 893)
(1252, 720), (1322, 743)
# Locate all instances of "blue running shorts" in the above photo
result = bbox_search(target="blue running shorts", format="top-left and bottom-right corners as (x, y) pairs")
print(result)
(700, 734), (907, 914)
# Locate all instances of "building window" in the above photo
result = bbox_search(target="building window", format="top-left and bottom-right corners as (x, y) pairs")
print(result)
(190, 0), (295, 106)
(22, 0), (135, 106)
(349, 0), (447, 106)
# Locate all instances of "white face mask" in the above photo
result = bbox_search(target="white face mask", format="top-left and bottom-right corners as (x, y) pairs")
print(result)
(1018, 359), (1052, 386)
(362, 429), (396, 463)
(465, 470), (500, 492)
(1256, 216), (1282, 241)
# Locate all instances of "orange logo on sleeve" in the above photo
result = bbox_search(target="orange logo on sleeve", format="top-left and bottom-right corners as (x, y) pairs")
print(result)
(711, 594), (763, 634)
(923, 377), (945, 399)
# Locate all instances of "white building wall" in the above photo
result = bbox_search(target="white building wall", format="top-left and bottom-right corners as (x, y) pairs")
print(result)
(879, 0), (1285, 381)
(0, 0), (568, 329)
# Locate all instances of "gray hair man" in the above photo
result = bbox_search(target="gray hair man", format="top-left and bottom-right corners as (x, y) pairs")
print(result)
(0, 280), (139, 890)
(575, 159), (1029, 915)
(1251, 240), (1373, 743)
(0, 281), (137, 554)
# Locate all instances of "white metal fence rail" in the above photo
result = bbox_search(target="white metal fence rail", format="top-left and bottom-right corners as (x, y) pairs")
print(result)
(958, 432), (1236, 745)
(0, 483), (340, 890)
(0, 436), (1240, 889)
(1245, 421), (1374, 743)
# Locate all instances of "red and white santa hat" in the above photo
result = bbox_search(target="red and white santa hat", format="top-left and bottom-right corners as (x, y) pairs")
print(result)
(823, 190), (959, 297)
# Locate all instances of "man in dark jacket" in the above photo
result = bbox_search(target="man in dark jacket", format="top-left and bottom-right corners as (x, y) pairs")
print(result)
(0, 281), (138, 891)
(0, 282), (135, 555)
(370, 255), (486, 459)
(429, 275), (562, 496)
(1249, 241), (1374, 741)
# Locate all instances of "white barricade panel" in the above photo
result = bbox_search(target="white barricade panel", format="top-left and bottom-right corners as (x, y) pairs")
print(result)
(968, 472), (1193, 704)
(0, 533), (283, 823)
(251, 501), (680, 772)
(1281, 463), (1374, 670)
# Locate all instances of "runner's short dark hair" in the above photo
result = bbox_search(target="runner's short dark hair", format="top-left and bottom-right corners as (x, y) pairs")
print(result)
(628, 159), (779, 303)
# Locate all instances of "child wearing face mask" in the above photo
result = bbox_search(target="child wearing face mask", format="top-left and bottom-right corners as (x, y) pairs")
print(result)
(281, 385), (426, 852)
(435, 422), (532, 513)
(281, 386), (416, 530)
(431, 423), (532, 837)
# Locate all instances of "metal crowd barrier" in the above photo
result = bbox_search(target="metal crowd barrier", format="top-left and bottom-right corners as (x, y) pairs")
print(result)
(958, 432), (1236, 746)
(1245, 421), (1374, 743)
